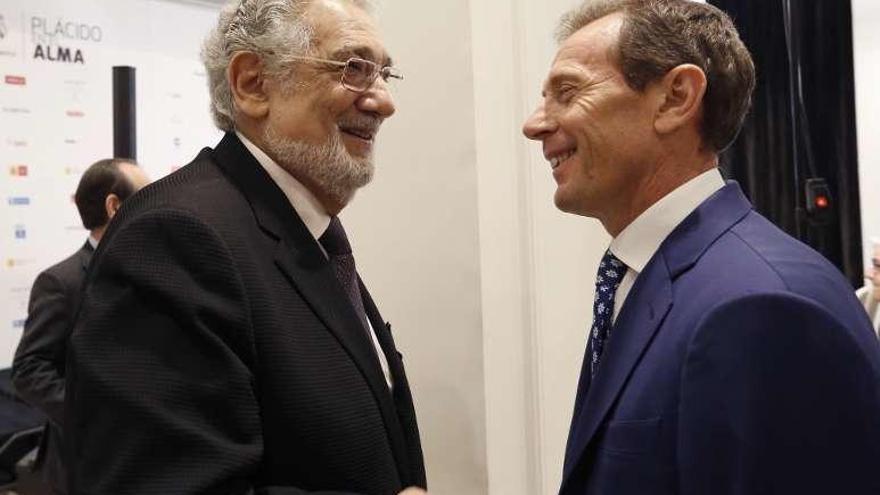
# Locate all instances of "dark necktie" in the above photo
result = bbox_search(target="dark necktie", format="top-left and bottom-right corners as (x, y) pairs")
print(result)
(319, 217), (369, 329)
(590, 250), (628, 377)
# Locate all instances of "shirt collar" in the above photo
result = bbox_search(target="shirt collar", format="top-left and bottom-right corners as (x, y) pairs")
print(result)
(88, 236), (98, 249)
(610, 168), (725, 274)
(236, 130), (331, 240)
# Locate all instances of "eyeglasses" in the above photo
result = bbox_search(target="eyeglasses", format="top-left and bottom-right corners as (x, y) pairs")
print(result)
(289, 56), (403, 93)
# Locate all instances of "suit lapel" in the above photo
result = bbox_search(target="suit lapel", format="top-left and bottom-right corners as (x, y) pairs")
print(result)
(360, 282), (426, 486)
(211, 132), (404, 455)
(560, 182), (755, 491)
(561, 255), (673, 489)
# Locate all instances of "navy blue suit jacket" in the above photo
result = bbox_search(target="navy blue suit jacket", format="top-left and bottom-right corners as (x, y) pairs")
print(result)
(561, 182), (880, 495)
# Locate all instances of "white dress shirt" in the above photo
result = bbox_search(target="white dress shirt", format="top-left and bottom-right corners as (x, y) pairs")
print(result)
(609, 168), (726, 322)
(236, 131), (393, 389)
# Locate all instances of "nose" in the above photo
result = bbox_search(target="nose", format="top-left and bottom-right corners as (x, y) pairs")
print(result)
(356, 78), (396, 118)
(522, 103), (554, 141)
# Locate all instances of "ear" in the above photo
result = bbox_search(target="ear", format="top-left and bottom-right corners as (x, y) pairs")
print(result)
(653, 64), (707, 136)
(105, 193), (122, 221)
(228, 51), (270, 121)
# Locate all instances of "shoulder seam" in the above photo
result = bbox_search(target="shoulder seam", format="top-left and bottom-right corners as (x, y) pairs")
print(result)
(728, 225), (793, 292)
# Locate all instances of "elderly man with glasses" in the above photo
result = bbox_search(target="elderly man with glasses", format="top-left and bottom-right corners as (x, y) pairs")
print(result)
(66, 1), (427, 494)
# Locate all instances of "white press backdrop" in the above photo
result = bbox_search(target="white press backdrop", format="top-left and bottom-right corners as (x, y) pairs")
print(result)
(0, 0), (222, 368)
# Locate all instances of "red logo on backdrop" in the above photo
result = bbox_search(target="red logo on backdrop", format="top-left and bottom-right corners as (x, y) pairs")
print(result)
(9, 165), (28, 177)
(4, 75), (26, 85)
(66, 110), (84, 118)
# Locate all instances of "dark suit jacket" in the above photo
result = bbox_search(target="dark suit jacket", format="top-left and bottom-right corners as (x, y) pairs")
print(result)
(67, 133), (426, 494)
(561, 183), (880, 495)
(13, 241), (93, 494)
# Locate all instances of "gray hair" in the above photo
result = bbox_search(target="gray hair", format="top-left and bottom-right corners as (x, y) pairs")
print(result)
(555, 0), (755, 152)
(202, 0), (374, 131)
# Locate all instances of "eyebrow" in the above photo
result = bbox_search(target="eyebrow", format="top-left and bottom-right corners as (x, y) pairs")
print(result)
(330, 45), (394, 67)
(542, 72), (581, 96)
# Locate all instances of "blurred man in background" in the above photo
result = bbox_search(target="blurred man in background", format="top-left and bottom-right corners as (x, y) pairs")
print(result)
(12, 158), (149, 494)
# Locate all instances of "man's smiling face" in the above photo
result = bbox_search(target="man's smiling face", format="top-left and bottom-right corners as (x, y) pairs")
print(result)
(261, 0), (396, 210)
(522, 13), (658, 221)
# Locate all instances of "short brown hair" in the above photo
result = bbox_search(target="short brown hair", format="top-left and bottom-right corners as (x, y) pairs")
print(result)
(557, 0), (756, 152)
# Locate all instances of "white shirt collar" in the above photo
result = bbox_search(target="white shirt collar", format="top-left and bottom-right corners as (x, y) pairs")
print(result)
(236, 130), (331, 240)
(610, 168), (725, 274)
(88, 236), (98, 249)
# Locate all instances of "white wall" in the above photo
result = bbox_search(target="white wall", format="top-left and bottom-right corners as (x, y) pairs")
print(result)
(350, 1), (489, 493)
(853, 0), (880, 266)
(470, 0), (610, 493)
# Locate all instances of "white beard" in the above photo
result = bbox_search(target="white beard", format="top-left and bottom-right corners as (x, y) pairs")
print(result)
(262, 123), (375, 208)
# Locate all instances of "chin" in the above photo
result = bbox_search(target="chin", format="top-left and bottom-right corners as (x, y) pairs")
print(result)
(553, 191), (579, 215)
(554, 189), (597, 218)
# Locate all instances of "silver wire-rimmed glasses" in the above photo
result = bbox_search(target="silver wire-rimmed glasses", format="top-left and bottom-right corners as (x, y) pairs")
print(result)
(289, 56), (403, 93)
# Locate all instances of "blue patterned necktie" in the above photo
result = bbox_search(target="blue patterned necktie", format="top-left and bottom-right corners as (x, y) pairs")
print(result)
(590, 250), (628, 377)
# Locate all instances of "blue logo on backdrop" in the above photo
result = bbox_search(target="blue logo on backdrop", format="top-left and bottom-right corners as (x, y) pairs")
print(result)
(14, 224), (26, 239)
(7, 196), (30, 206)
(12, 319), (25, 329)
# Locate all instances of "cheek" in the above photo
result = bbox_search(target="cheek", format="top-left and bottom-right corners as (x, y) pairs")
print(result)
(324, 88), (359, 116)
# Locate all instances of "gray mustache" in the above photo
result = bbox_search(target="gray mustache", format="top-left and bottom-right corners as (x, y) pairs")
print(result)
(338, 115), (383, 134)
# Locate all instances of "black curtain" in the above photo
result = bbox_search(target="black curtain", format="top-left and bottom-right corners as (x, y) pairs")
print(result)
(709, 0), (864, 287)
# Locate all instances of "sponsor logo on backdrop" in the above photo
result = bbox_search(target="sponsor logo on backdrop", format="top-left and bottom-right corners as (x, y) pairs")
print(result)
(64, 79), (86, 102)
(14, 224), (26, 240)
(9, 286), (29, 297)
(64, 138), (77, 145)
(9, 165), (28, 177)
(2, 106), (30, 114)
(0, 13), (18, 58)
(30, 16), (102, 65)
(7, 196), (30, 206)
(4, 75), (25, 85)
(5, 258), (36, 269)
(66, 110), (84, 118)
(12, 319), (25, 329)
(6, 138), (28, 148)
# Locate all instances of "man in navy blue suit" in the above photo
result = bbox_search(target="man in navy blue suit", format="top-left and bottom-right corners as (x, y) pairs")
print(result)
(523, 1), (880, 494)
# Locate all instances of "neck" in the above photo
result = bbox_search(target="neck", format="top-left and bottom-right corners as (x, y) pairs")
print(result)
(90, 225), (106, 243)
(602, 151), (717, 237)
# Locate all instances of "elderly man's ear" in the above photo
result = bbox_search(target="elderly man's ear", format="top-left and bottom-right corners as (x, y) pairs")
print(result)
(652, 64), (708, 136)
(228, 51), (271, 120)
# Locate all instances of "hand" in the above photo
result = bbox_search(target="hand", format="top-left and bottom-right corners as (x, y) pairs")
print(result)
(398, 488), (428, 495)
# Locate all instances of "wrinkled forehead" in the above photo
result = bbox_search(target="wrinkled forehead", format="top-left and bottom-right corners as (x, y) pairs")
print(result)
(543, 13), (624, 91)
(306, 0), (392, 65)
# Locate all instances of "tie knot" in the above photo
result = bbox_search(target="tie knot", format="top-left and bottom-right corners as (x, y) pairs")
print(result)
(319, 217), (352, 256)
(596, 250), (627, 287)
